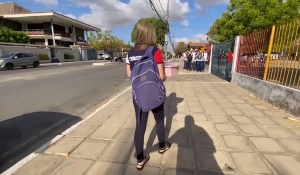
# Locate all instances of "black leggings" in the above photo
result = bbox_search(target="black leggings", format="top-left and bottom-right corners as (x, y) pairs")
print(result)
(133, 101), (166, 162)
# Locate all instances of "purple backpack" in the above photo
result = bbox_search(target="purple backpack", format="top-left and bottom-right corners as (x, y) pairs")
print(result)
(130, 46), (166, 118)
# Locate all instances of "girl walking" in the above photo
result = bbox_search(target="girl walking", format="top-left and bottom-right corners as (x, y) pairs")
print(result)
(126, 20), (171, 170)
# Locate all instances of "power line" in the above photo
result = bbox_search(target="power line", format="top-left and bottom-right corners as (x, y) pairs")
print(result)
(143, 0), (158, 17)
(153, 0), (167, 19)
(157, 0), (167, 17)
(170, 24), (209, 29)
(148, 0), (166, 23)
(17, 2), (215, 23)
(16, 3), (166, 12)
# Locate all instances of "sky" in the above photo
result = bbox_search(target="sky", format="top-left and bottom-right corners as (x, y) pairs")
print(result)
(1, 0), (229, 48)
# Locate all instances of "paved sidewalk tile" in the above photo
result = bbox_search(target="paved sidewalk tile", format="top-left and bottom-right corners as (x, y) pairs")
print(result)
(13, 76), (300, 175)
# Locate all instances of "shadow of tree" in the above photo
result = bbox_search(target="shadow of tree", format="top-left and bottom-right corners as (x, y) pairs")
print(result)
(0, 111), (81, 173)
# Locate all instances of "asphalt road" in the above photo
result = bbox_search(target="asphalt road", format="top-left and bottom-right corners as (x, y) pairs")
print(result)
(0, 60), (97, 77)
(0, 62), (129, 172)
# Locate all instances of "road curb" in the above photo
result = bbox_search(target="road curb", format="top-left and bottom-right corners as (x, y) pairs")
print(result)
(92, 62), (115, 66)
(92, 62), (105, 66)
(40, 60), (97, 67)
(40, 63), (62, 67)
(2, 86), (131, 175)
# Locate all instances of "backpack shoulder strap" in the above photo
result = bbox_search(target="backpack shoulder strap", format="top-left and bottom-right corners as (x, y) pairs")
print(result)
(137, 46), (155, 63)
(145, 46), (155, 56)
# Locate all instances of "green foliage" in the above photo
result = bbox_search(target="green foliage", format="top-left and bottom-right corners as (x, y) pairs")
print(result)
(174, 42), (188, 55)
(208, 0), (300, 42)
(37, 54), (49, 60)
(0, 27), (29, 43)
(131, 17), (167, 46)
(161, 50), (172, 56)
(88, 30), (131, 51)
(64, 54), (74, 60)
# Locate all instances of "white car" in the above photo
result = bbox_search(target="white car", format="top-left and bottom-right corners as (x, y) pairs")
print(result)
(98, 53), (111, 60)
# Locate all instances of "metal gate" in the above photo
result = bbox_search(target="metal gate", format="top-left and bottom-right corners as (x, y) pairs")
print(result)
(211, 39), (235, 80)
(87, 49), (97, 60)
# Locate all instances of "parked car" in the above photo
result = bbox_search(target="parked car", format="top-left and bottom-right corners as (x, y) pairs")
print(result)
(0, 52), (40, 70)
(97, 53), (111, 60)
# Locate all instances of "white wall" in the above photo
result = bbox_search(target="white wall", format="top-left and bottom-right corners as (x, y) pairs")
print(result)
(0, 45), (51, 63)
(81, 49), (88, 61)
(54, 48), (80, 62)
(0, 45), (81, 63)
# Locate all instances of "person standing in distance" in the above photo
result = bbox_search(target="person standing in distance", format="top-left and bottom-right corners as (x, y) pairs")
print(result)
(126, 20), (171, 171)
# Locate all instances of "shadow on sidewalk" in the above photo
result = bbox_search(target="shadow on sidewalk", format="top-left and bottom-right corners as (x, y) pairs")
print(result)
(150, 115), (227, 174)
(145, 92), (183, 151)
(0, 111), (81, 173)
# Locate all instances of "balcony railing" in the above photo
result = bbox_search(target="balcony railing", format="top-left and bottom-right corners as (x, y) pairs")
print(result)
(22, 29), (71, 38)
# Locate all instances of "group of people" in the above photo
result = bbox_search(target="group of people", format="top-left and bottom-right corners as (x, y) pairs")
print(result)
(182, 49), (209, 72)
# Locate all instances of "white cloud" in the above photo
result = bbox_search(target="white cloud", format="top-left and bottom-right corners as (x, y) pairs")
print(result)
(66, 0), (190, 30)
(180, 19), (189, 27)
(34, 0), (58, 6)
(194, 0), (229, 13)
(174, 33), (208, 44)
(194, 34), (207, 42)
(174, 37), (190, 43)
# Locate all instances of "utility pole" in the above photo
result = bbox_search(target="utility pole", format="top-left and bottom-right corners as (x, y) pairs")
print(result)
(172, 32), (175, 61)
(164, 0), (170, 62)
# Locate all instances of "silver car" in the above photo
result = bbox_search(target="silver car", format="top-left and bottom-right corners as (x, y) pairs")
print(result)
(0, 52), (40, 70)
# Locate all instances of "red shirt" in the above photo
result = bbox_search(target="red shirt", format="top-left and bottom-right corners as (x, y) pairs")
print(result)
(126, 46), (163, 70)
(228, 51), (233, 64)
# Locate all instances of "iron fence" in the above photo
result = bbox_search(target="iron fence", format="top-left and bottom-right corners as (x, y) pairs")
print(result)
(265, 19), (300, 89)
(236, 28), (271, 79)
(211, 39), (235, 80)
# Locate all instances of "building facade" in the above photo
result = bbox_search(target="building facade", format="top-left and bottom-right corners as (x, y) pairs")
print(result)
(0, 2), (100, 47)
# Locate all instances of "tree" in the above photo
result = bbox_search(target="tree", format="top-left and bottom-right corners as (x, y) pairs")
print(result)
(88, 30), (130, 51)
(88, 30), (103, 50)
(208, 0), (300, 42)
(131, 17), (167, 46)
(174, 42), (188, 55)
(124, 41), (133, 50)
(0, 27), (29, 43)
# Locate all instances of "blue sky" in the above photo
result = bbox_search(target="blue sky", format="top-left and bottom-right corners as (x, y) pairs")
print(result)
(1, 0), (228, 45)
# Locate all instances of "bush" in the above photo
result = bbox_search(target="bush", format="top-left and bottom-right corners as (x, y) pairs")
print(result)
(64, 54), (74, 60)
(0, 27), (29, 43)
(37, 54), (49, 60)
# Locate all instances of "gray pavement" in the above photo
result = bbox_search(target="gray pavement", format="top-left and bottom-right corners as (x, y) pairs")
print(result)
(10, 75), (300, 175)
(0, 62), (129, 172)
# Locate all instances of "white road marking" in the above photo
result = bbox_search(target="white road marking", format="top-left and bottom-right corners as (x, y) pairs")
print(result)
(1, 86), (131, 175)
(165, 82), (229, 84)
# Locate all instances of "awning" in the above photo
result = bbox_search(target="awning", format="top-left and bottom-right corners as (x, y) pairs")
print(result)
(2, 12), (101, 31)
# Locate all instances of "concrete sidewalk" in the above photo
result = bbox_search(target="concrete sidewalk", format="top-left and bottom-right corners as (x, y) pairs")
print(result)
(8, 74), (300, 175)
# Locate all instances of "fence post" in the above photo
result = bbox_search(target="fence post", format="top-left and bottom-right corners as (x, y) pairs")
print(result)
(232, 36), (240, 75)
(263, 25), (276, 80)
(208, 44), (213, 73)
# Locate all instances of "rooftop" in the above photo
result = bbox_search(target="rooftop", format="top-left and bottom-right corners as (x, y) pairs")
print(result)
(188, 42), (208, 47)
